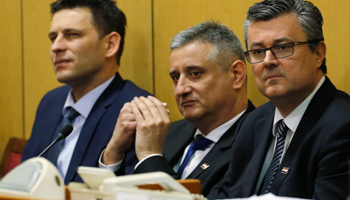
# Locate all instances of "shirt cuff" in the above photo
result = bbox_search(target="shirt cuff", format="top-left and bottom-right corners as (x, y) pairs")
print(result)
(98, 149), (124, 172)
(134, 154), (163, 170)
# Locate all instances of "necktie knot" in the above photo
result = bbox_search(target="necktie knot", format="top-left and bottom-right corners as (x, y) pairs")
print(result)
(64, 107), (80, 123)
(277, 120), (288, 139)
(190, 135), (213, 151)
(177, 135), (213, 176)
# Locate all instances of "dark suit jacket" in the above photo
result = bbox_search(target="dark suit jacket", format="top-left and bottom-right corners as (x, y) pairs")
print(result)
(22, 73), (151, 185)
(208, 77), (350, 200)
(134, 100), (255, 196)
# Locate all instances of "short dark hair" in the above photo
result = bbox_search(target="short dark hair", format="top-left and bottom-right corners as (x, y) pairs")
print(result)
(244, 0), (326, 73)
(170, 21), (246, 72)
(51, 0), (127, 65)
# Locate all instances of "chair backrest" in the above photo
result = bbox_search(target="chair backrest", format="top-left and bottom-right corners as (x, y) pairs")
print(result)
(0, 137), (28, 179)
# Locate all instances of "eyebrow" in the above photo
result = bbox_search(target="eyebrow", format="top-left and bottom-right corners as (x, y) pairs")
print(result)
(249, 38), (294, 49)
(48, 32), (56, 38)
(169, 71), (177, 77)
(169, 65), (203, 76)
(48, 28), (81, 38)
(186, 66), (202, 70)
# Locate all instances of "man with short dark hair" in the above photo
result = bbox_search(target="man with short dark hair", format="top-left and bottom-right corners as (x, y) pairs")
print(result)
(22, 0), (150, 185)
(102, 21), (255, 196)
(208, 0), (350, 199)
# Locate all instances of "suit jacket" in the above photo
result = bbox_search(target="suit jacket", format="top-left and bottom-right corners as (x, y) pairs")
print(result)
(134, 100), (255, 196)
(208, 77), (350, 200)
(22, 73), (151, 185)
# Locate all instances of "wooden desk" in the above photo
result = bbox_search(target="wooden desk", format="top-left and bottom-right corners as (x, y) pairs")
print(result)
(137, 179), (201, 194)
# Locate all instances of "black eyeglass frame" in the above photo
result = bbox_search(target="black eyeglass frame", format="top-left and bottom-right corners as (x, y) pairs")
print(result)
(244, 39), (322, 64)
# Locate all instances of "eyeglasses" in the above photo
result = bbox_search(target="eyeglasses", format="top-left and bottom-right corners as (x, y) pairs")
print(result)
(244, 40), (321, 64)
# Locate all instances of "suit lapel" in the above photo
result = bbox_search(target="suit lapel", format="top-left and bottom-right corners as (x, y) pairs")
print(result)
(65, 73), (125, 183)
(242, 109), (275, 196)
(39, 87), (71, 156)
(163, 124), (195, 166)
(270, 77), (337, 193)
(186, 121), (237, 179)
(46, 100), (66, 142)
(187, 101), (256, 179)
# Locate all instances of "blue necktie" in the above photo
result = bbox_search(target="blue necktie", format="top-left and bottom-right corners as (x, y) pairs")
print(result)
(177, 135), (213, 176)
(260, 120), (289, 195)
(46, 107), (79, 165)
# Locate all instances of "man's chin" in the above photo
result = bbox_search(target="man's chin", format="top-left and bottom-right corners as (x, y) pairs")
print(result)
(56, 77), (69, 84)
(56, 75), (74, 85)
(183, 112), (202, 122)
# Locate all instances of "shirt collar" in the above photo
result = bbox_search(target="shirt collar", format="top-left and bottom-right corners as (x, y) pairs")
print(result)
(63, 76), (115, 118)
(194, 109), (246, 143)
(273, 75), (325, 136)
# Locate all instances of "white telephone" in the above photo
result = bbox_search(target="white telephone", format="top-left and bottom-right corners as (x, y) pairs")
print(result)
(69, 166), (207, 200)
(0, 157), (65, 200)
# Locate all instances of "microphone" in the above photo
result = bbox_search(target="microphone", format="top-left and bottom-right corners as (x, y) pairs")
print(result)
(37, 124), (74, 157)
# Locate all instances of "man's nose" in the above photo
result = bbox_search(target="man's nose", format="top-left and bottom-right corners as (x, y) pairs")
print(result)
(262, 50), (278, 68)
(51, 35), (66, 53)
(174, 77), (192, 97)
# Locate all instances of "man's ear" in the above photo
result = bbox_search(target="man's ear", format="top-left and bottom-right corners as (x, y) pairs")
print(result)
(228, 60), (247, 89)
(315, 41), (326, 68)
(105, 32), (121, 58)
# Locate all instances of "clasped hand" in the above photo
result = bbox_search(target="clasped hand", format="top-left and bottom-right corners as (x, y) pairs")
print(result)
(103, 96), (170, 165)
(131, 96), (171, 161)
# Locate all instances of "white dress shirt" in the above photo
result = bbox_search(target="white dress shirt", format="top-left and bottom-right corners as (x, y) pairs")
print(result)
(175, 111), (245, 179)
(254, 76), (325, 193)
(57, 76), (114, 178)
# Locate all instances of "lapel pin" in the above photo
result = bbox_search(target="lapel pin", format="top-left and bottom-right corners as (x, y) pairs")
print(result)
(201, 163), (210, 170)
(281, 167), (289, 174)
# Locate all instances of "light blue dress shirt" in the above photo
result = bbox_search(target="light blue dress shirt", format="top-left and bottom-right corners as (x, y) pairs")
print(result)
(57, 76), (114, 178)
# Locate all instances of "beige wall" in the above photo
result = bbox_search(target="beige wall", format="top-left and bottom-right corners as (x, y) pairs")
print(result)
(0, 0), (349, 159)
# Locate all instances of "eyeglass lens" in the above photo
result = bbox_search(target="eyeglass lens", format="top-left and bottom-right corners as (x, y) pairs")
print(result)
(247, 43), (294, 63)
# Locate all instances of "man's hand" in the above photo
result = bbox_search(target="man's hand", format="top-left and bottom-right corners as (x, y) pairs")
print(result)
(102, 102), (136, 165)
(131, 96), (171, 161)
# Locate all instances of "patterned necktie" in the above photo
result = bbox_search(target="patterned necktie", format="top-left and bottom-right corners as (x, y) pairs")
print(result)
(46, 107), (79, 165)
(177, 135), (213, 176)
(259, 120), (289, 195)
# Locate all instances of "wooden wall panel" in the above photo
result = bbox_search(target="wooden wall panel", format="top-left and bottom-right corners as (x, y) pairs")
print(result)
(312, 0), (350, 95)
(118, 0), (153, 94)
(153, 0), (266, 122)
(0, 0), (23, 158)
(1, 0), (349, 159)
(22, 0), (153, 138)
(153, 0), (350, 122)
(23, 0), (60, 138)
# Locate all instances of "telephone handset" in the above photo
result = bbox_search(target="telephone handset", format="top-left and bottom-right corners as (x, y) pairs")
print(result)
(77, 166), (116, 190)
(69, 166), (207, 200)
(102, 170), (190, 194)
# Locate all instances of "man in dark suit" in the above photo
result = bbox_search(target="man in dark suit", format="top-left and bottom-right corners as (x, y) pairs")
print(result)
(208, 0), (350, 199)
(101, 21), (254, 196)
(21, 0), (150, 185)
